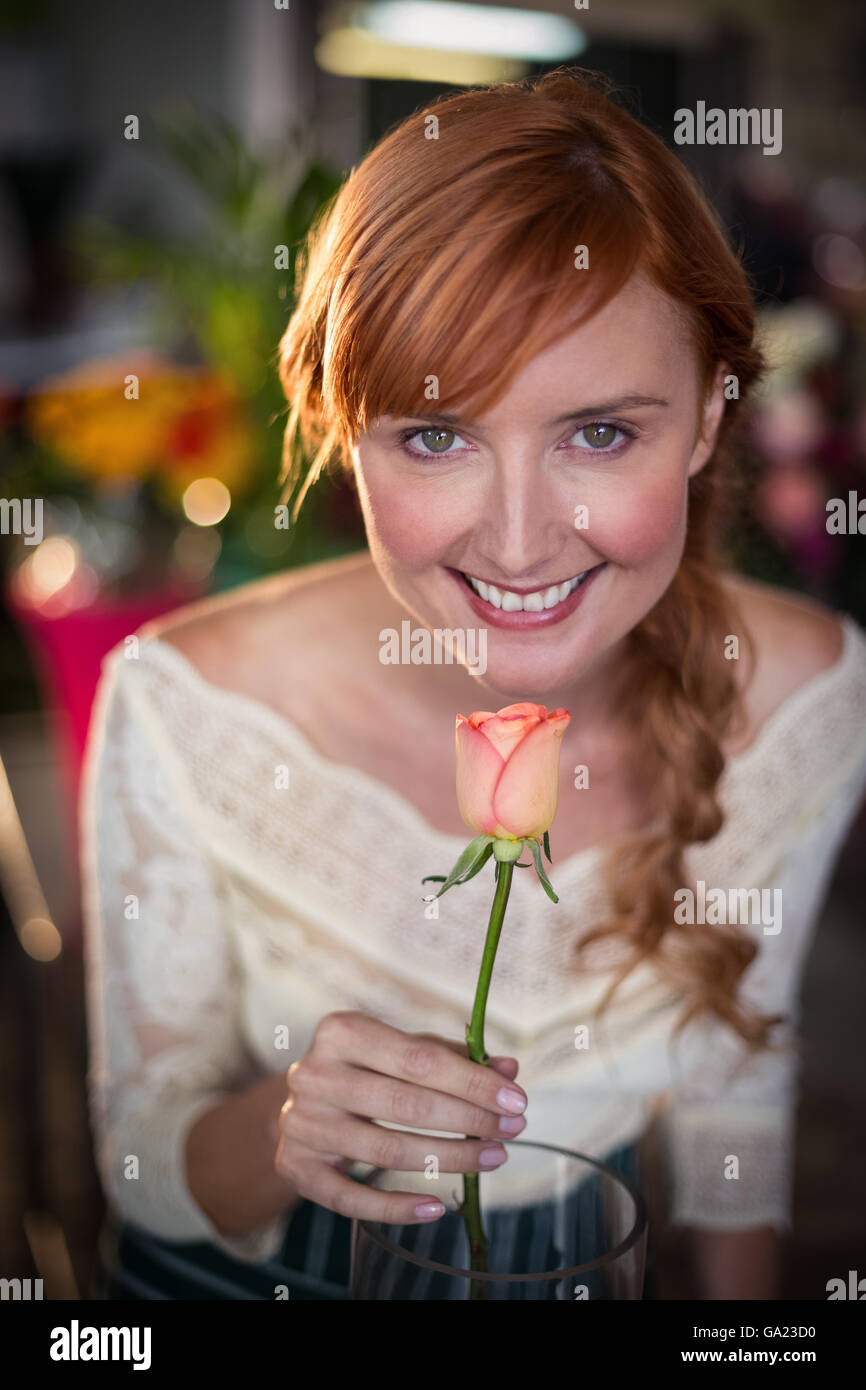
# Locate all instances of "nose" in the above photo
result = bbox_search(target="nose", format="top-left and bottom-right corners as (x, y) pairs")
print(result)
(472, 448), (572, 583)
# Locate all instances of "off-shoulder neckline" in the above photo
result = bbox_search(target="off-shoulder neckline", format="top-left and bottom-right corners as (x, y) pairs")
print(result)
(127, 612), (865, 878)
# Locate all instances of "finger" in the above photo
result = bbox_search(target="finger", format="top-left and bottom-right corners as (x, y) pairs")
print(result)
(413, 1032), (519, 1078)
(292, 1059), (526, 1140)
(289, 1111), (508, 1175)
(297, 1161), (450, 1226)
(331, 1022), (519, 1080)
(315, 1014), (527, 1118)
(322, 1153), (355, 1172)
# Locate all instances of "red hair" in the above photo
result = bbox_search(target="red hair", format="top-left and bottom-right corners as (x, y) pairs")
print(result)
(277, 67), (787, 1059)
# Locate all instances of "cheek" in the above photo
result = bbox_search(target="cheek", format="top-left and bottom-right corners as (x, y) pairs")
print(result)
(359, 471), (462, 571)
(589, 463), (688, 567)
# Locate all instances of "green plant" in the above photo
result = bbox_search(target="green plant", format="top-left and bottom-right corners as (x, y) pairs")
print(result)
(68, 103), (362, 582)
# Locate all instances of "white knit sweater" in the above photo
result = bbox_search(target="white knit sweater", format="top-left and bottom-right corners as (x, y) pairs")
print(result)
(80, 615), (866, 1264)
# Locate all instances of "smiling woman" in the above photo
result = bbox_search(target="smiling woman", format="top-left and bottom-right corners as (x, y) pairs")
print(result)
(277, 66), (771, 1046)
(82, 66), (866, 1303)
(351, 277), (702, 652)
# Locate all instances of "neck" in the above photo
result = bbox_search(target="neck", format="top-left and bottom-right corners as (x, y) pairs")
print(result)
(369, 563), (633, 756)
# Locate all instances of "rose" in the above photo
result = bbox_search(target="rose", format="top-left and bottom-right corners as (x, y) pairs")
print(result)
(422, 698), (572, 1296)
(455, 702), (571, 841)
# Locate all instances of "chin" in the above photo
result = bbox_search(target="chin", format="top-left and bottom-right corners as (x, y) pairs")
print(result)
(466, 651), (591, 703)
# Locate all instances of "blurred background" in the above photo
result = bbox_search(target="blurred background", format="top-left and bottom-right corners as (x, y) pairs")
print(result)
(0, 0), (864, 1300)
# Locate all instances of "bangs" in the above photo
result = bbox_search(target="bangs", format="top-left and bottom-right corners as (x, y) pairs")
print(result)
(278, 68), (759, 519)
(330, 165), (646, 441)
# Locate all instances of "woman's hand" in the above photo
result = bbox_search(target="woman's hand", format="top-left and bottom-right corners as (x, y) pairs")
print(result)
(274, 1010), (527, 1224)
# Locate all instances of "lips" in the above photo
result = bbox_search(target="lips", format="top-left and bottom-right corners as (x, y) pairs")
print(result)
(462, 568), (592, 611)
(448, 563), (605, 630)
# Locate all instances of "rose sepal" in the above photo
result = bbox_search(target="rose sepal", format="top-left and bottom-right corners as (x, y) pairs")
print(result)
(423, 834), (560, 901)
(526, 835), (559, 902)
(421, 834), (496, 899)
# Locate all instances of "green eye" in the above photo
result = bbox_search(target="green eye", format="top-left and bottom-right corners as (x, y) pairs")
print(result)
(399, 424), (470, 460)
(582, 423), (619, 448)
(419, 428), (456, 452)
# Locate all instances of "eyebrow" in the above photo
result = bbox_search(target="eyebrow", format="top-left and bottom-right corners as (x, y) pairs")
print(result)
(397, 396), (670, 428)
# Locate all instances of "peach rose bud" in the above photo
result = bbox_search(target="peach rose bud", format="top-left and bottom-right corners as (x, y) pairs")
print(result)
(455, 702), (571, 841)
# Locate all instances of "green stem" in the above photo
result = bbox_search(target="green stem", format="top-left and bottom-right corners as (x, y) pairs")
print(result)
(462, 858), (514, 1300)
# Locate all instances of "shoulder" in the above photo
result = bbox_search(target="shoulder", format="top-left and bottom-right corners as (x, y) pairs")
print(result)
(138, 548), (376, 662)
(720, 572), (849, 753)
(135, 548), (384, 703)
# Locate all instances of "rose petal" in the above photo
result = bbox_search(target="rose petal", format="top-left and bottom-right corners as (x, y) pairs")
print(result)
(455, 717), (506, 835)
(467, 710), (497, 729)
(492, 702), (549, 720)
(476, 710), (542, 762)
(491, 715), (569, 838)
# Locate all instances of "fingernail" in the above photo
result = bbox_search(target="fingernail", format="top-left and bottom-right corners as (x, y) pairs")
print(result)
(479, 1145), (507, 1167)
(414, 1201), (445, 1219)
(497, 1086), (526, 1114)
(498, 1115), (525, 1135)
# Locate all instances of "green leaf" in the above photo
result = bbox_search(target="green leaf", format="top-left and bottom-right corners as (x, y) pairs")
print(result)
(526, 837), (559, 903)
(543, 830), (552, 862)
(456, 843), (495, 886)
(422, 835), (495, 900)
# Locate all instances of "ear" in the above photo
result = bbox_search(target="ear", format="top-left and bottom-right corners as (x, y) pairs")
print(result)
(687, 362), (728, 478)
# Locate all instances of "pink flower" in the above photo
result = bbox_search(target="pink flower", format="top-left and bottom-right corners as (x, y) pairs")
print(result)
(455, 702), (571, 841)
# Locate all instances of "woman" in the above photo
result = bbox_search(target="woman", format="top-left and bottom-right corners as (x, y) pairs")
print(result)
(82, 68), (866, 1300)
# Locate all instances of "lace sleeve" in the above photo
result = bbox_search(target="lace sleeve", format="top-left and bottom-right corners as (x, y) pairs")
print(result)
(662, 737), (866, 1233)
(80, 645), (289, 1264)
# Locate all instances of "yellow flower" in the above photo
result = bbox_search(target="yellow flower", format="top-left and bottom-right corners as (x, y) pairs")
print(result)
(27, 356), (255, 496)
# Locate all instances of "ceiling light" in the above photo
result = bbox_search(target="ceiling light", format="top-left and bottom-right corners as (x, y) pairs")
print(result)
(317, 3), (586, 83)
(353, 2), (585, 61)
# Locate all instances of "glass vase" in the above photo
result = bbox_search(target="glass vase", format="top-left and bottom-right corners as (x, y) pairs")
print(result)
(350, 1138), (647, 1300)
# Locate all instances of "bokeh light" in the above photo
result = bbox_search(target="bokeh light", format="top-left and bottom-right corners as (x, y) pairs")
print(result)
(181, 478), (232, 527)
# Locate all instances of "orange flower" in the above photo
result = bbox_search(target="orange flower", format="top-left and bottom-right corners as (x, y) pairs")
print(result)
(455, 702), (571, 841)
(26, 355), (254, 495)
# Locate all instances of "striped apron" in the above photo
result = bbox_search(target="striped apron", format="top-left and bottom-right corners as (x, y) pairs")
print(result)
(91, 1138), (656, 1300)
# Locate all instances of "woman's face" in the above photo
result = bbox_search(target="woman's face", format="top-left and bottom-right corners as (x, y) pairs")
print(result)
(350, 272), (726, 702)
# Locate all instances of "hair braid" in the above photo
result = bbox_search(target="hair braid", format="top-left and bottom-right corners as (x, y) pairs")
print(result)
(574, 545), (789, 1057)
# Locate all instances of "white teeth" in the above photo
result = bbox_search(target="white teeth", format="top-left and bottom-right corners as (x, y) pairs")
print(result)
(464, 569), (591, 610)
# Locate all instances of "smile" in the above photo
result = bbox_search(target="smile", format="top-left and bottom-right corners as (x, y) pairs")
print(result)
(448, 563), (605, 630)
(461, 569), (592, 611)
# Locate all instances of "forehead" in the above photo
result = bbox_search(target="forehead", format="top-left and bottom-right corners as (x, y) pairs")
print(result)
(501, 274), (695, 407)
(358, 271), (704, 444)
